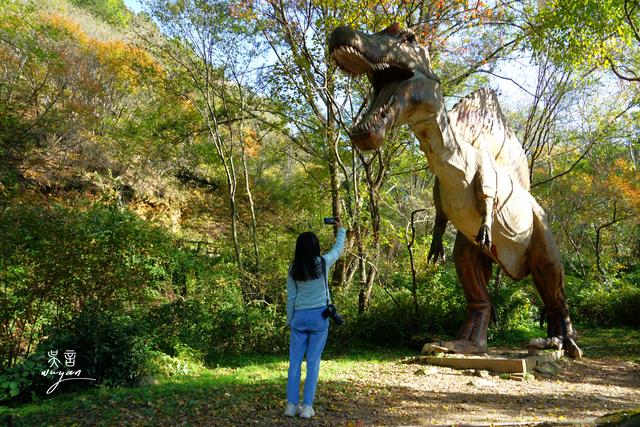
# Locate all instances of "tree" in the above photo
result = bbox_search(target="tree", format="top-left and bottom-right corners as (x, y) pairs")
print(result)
(530, 0), (640, 81)
(141, 0), (253, 271)
(236, 0), (522, 312)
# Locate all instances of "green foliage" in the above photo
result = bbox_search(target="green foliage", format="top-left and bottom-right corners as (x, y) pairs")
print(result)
(567, 275), (640, 327)
(37, 301), (151, 388)
(145, 298), (289, 363)
(487, 280), (539, 341)
(0, 351), (48, 404)
(68, 0), (131, 27)
(527, 0), (640, 89)
(2, 0), (640, 413)
(330, 265), (539, 349)
(1, 203), (176, 369)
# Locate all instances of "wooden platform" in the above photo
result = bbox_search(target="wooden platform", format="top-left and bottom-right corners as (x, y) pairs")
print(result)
(421, 349), (564, 374)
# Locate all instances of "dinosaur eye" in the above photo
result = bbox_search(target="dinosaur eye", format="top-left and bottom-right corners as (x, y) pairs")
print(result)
(398, 29), (416, 43)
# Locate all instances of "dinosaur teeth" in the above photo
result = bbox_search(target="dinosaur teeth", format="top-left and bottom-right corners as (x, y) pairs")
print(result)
(333, 46), (390, 72)
(370, 62), (391, 71)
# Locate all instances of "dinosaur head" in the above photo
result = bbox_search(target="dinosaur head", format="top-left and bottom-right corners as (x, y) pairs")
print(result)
(329, 23), (441, 150)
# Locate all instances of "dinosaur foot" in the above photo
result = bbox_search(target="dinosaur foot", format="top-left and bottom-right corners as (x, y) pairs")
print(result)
(564, 337), (583, 359)
(528, 337), (563, 351)
(441, 339), (487, 354)
(543, 308), (583, 359)
(421, 339), (487, 355)
(527, 336), (583, 359)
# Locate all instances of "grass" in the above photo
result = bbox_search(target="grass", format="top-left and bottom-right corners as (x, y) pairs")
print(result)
(576, 326), (640, 360)
(2, 348), (414, 426)
(2, 328), (638, 425)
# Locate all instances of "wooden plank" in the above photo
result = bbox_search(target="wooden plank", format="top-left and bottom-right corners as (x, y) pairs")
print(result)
(423, 356), (527, 374)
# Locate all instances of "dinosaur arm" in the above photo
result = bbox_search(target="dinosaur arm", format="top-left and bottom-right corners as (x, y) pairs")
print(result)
(473, 150), (497, 248)
(428, 177), (448, 263)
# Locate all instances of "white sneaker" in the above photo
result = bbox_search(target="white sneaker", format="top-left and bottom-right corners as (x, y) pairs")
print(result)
(283, 403), (301, 417)
(299, 405), (315, 419)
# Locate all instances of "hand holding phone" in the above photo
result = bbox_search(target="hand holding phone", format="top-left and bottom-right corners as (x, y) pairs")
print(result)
(324, 217), (342, 228)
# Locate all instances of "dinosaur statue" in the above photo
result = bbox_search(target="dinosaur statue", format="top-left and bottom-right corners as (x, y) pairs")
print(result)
(427, 88), (531, 265)
(328, 23), (583, 358)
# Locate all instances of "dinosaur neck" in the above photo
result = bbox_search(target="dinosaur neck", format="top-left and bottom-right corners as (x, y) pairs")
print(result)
(411, 105), (464, 175)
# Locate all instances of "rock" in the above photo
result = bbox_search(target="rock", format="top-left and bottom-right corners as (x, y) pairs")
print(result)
(596, 407), (640, 426)
(469, 378), (498, 388)
(421, 343), (449, 355)
(536, 362), (559, 376)
(498, 372), (528, 381)
(414, 368), (426, 376)
(136, 375), (159, 387)
(475, 369), (490, 378)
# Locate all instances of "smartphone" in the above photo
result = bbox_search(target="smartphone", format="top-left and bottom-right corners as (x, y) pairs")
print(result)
(323, 217), (337, 225)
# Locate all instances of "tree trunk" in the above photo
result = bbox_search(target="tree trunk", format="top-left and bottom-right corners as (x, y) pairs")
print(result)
(328, 156), (346, 287)
(358, 156), (381, 314)
(407, 209), (427, 318)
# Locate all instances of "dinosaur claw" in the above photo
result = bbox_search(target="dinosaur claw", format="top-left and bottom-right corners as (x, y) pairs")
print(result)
(475, 225), (491, 249)
(428, 238), (446, 264)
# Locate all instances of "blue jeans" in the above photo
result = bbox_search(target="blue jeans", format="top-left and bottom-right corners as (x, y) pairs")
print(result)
(286, 307), (329, 406)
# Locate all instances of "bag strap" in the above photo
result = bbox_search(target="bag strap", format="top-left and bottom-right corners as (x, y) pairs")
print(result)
(321, 256), (330, 306)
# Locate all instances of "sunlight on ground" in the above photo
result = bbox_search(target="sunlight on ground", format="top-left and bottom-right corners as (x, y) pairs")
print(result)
(5, 337), (639, 426)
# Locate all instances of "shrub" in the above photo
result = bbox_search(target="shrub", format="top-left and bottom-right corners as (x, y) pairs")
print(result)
(36, 301), (151, 389)
(1, 203), (175, 369)
(328, 267), (466, 349)
(145, 297), (289, 364)
(0, 351), (49, 404)
(329, 265), (545, 349)
(487, 281), (539, 342)
(567, 275), (640, 327)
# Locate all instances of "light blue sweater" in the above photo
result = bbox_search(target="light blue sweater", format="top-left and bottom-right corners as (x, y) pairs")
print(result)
(287, 227), (346, 325)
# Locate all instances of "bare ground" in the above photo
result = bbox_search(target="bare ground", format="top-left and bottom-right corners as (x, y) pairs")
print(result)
(276, 354), (640, 426)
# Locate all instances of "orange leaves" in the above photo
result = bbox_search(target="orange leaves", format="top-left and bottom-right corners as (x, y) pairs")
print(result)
(95, 40), (163, 92)
(43, 13), (89, 45)
(41, 12), (163, 93)
(229, 0), (256, 20)
(242, 127), (260, 158)
(608, 158), (640, 212)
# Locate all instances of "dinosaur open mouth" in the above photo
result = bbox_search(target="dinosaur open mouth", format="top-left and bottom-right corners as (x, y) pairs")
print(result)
(331, 45), (413, 149)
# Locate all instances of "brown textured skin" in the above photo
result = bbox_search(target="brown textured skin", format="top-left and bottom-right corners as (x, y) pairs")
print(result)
(329, 23), (582, 358)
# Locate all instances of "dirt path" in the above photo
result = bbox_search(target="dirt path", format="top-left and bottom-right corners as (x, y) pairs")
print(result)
(278, 355), (640, 426)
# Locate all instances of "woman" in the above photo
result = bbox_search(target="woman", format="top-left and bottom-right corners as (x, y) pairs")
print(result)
(284, 218), (346, 419)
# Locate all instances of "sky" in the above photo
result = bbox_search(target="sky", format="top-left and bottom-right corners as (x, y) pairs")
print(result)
(124, 0), (142, 13)
(120, 0), (537, 111)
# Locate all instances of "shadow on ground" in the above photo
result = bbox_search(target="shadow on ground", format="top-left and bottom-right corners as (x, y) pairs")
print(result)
(10, 361), (640, 427)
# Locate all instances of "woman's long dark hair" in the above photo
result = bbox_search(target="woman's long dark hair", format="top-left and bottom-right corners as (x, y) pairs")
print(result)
(291, 232), (321, 281)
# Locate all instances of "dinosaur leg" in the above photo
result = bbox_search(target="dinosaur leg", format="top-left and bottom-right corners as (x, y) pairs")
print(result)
(441, 231), (493, 354)
(528, 211), (583, 359)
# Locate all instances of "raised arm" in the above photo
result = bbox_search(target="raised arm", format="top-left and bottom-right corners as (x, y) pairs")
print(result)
(321, 226), (346, 269)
